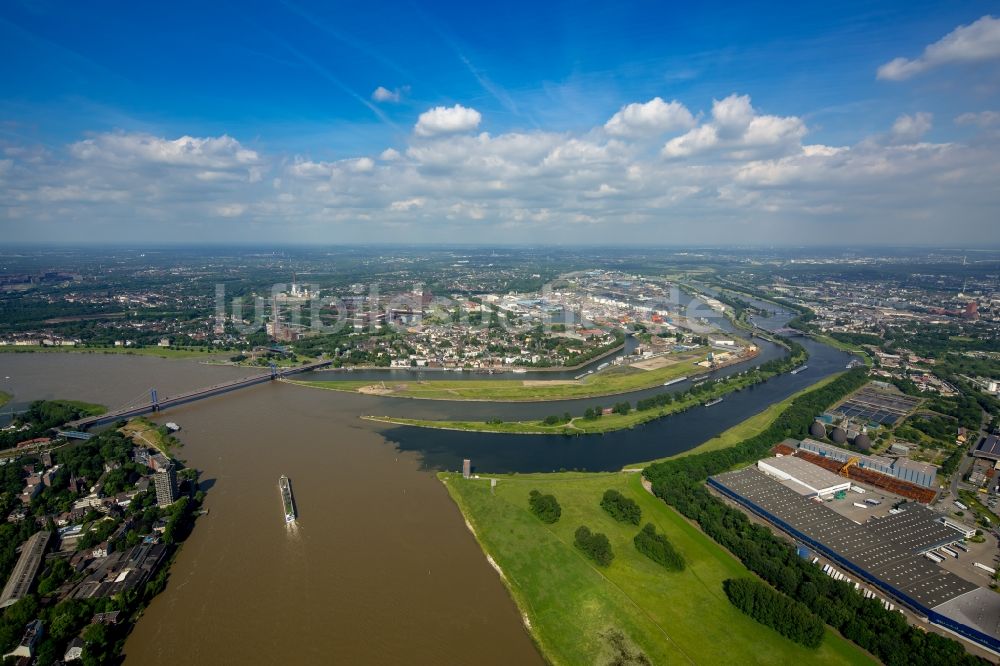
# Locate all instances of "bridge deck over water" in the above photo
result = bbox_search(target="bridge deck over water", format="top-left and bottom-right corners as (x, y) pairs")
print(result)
(67, 359), (332, 429)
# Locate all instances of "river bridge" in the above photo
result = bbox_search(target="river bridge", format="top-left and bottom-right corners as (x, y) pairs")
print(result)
(66, 359), (332, 429)
(54, 430), (94, 440)
(771, 327), (808, 337)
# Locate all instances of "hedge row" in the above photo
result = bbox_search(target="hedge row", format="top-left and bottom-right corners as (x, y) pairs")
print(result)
(723, 577), (825, 648)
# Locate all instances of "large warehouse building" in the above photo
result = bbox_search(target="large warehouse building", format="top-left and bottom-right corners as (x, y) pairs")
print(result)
(974, 434), (1000, 463)
(757, 455), (852, 497)
(798, 438), (938, 488)
(709, 467), (1000, 654)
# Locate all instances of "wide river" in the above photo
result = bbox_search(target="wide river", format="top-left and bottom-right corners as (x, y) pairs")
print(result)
(0, 302), (854, 664)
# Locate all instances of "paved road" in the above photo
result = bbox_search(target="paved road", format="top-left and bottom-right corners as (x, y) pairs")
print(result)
(947, 409), (990, 501)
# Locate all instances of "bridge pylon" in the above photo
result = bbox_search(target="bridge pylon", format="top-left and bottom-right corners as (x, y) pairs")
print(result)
(270, 363), (277, 380)
(151, 388), (159, 412)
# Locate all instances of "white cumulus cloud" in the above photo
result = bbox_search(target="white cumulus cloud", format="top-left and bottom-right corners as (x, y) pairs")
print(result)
(604, 97), (695, 137)
(712, 94), (755, 135)
(891, 112), (933, 142)
(955, 110), (1000, 127)
(877, 15), (1000, 80)
(662, 125), (718, 158)
(663, 94), (805, 158)
(71, 132), (260, 169)
(2, 94), (999, 245)
(414, 104), (482, 137)
(372, 86), (402, 103)
(346, 157), (375, 172)
(216, 204), (246, 217)
(389, 197), (425, 211)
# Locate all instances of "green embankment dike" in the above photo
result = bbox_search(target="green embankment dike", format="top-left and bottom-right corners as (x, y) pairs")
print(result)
(441, 471), (874, 666)
(0, 345), (215, 359)
(363, 359), (811, 435)
(360, 344), (808, 435)
(290, 349), (709, 401)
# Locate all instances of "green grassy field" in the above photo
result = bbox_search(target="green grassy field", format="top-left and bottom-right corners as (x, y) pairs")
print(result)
(0, 345), (219, 359)
(204, 355), (304, 368)
(442, 471), (873, 666)
(120, 417), (177, 454)
(365, 398), (711, 435)
(290, 349), (711, 401)
(60, 399), (107, 416)
(364, 415), (574, 434)
(364, 408), (680, 435)
(811, 335), (873, 366)
(362, 366), (778, 435)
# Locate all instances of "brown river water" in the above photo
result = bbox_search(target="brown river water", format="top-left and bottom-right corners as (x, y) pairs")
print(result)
(0, 354), (543, 665)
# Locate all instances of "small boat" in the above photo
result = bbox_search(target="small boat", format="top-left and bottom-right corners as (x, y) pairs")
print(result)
(165, 422), (181, 432)
(790, 365), (808, 375)
(512, 368), (527, 374)
(704, 398), (724, 407)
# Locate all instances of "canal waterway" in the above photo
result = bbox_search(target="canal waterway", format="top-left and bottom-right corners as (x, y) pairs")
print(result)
(373, 335), (849, 474)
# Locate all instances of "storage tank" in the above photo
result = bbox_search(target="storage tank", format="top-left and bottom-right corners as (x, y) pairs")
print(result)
(831, 426), (847, 444)
(853, 433), (872, 451)
(809, 421), (827, 439)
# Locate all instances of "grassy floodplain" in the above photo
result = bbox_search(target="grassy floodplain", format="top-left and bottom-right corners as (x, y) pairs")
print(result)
(56, 400), (107, 416)
(364, 403), (707, 435)
(363, 367), (780, 435)
(362, 345), (806, 434)
(811, 334), (874, 366)
(441, 471), (873, 666)
(204, 355), (305, 369)
(290, 348), (712, 401)
(120, 417), (178, 454)
(0, 345), (218, 359)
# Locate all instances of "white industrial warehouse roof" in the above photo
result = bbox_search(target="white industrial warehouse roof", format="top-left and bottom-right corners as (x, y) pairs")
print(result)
(758, 455), (851, 495)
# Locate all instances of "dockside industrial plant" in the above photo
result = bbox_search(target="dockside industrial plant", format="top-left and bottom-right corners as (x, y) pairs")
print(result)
(710, 443), (1000, 654)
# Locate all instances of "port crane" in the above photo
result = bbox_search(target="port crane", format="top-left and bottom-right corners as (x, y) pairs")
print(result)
(839, 456), (861, 477)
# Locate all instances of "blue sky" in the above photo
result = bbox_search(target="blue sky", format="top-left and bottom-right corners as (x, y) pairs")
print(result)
(1, 1), (999, 244)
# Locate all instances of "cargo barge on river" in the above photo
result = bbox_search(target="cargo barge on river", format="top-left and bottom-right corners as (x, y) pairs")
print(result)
(279, 475), (296, 524)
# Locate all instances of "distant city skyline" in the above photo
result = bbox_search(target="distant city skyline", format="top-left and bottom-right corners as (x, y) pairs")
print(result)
(1, 2), (999, 244)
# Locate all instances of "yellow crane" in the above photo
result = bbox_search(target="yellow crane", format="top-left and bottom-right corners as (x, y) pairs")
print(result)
(839, 456), (860, 477)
